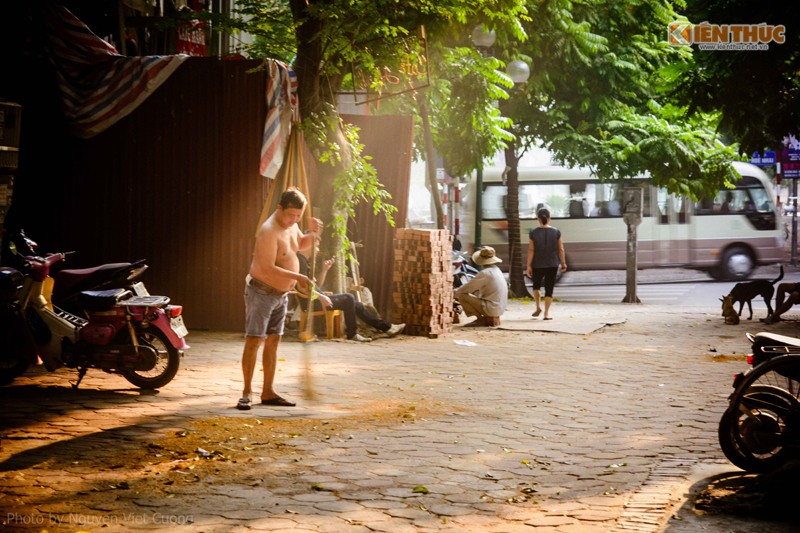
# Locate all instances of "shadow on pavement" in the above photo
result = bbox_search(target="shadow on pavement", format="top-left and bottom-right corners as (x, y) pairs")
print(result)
(0, 424), (149, 473)
(665, 463), (800, 533)
(0, 380), (159, 429)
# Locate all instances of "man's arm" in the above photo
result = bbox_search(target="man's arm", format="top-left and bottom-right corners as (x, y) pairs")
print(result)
(298, 217), (324, 253)
(317, 257), (334, 289)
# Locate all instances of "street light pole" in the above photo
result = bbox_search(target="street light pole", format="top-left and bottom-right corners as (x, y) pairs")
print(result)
(471, 25), (496, 251)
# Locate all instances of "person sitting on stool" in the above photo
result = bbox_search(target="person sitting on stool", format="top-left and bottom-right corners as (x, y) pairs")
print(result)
(297, 249), (405, 342)
(455, 246), (508, 327)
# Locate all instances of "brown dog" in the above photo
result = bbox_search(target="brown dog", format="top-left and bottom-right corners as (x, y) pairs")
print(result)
(720, 295), (740, 325)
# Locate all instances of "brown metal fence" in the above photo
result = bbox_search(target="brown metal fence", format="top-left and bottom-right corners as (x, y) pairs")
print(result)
(11, 58), (268, 332)
(8, 57), (413, 332)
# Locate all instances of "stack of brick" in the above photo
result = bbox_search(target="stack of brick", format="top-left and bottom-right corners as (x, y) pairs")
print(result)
(391, 228), (454, 337)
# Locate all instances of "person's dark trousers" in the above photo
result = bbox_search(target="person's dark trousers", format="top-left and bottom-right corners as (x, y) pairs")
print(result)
(327, 292), (390, 338)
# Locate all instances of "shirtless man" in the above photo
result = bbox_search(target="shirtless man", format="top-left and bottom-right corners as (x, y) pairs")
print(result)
(237, 188), (322, 410)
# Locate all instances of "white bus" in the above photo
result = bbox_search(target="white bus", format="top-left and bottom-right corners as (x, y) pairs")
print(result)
(464, 161), (784, 280)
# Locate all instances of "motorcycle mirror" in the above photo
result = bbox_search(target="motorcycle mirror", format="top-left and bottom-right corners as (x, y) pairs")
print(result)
(20, 230), (38, 251)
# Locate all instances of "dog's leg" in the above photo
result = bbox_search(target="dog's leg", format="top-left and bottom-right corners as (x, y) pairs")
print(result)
(746, 300), (753, 320)
(738, 301), (745, 317)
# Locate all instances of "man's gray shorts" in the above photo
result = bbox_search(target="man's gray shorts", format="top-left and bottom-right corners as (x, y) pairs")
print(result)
(244, 282), (288, 337)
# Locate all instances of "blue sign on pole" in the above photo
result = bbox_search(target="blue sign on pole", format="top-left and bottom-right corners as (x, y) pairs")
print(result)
(750, 150), (777, 166)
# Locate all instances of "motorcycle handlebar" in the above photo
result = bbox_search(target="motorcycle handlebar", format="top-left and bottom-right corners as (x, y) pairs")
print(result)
(23, 252), (72, 280)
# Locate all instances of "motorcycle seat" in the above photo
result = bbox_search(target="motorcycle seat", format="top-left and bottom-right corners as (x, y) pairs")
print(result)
(79, 288), (132, 312)
(751, 332), (800, 347)
(54, 262), (133, 298)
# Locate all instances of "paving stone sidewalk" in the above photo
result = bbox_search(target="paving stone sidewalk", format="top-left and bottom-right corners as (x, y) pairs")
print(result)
(1, 299), (799, 532)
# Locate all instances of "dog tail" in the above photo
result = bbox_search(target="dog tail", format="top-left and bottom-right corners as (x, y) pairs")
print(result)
(772, 264), (785, 285)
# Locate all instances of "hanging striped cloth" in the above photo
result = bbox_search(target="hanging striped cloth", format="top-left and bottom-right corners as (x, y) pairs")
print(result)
(37, 5), (187, 139)
(259, 59), (298, 179)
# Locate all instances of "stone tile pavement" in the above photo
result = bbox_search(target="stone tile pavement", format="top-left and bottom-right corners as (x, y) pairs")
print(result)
(1, 299), (799, 532)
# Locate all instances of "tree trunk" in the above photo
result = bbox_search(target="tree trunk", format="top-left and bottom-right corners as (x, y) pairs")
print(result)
(291, 0), (350, 292)
(622, 187), (643, 303)
(417, 97), (444, 229)
(504, 143), (527, 297)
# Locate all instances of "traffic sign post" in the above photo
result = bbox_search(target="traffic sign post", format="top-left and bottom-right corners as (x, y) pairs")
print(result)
(783, 149), (800, 266)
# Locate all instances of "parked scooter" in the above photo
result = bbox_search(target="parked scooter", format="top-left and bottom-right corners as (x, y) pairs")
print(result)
(452, 250), (478, 316)
(453, 250), (478, 289)
(0, 246), (189, 389)
(718, 331), (800, 472)
(3, 229), (148, 315)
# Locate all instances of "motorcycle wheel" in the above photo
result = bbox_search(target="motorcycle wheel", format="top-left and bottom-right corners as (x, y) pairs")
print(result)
(0, 321), (29, 386)
(719, 359), (800, 472)
(718, 385), (795, 472)
(0, 351), (29, 386)
(121, 326), (181, 390)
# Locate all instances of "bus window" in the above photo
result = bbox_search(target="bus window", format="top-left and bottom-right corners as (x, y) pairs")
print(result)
(695, 177), (775, 216)
(482, 184), (558, 220)
(749, 186), (773, 212)
(519, 183), (572, 218)
(582, 182), (628, 217)
(657, 188), (689, 224)
(714, 189), (747, 213)
(481, 185), (507, 220)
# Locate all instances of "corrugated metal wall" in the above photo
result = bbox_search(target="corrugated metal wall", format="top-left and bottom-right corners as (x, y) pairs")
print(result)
(344, 114), (414, 320)
(12, 58), (268, 332)
(70, 58), (268, 332)
(9, 57), (415, 332)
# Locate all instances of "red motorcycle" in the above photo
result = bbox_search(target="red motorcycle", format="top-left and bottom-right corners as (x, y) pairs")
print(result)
(0, 248), (189, 389)
(3, 229), (149, 315)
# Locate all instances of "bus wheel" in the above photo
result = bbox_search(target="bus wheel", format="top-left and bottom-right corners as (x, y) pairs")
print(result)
(717, 246), (754, 280)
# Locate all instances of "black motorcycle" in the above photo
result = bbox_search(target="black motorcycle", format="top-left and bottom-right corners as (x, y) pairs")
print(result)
(452, 250), (478, 317)
(718, 332), (800, 472)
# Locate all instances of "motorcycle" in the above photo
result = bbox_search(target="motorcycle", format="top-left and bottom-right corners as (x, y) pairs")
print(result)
(0, 247), (189, 389)
(3, 229), (148, 315)
(718, 331), (800, 472)
(453, 250), (478, 289)
(452, 250), (478, 317)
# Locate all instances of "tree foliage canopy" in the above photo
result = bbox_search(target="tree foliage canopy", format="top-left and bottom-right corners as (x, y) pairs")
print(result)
(460, 0), (742, 199)
(670, 1), (800, 151)
(216, 0), (772, 202)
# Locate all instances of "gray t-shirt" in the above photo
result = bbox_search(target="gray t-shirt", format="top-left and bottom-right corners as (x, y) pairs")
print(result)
(454, 265), (508, 317)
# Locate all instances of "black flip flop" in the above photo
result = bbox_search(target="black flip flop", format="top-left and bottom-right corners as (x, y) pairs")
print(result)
(261, 396), (296, 407)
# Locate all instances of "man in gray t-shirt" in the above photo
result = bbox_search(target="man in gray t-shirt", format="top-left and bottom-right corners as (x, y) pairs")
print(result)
(456, 246), (508, 327)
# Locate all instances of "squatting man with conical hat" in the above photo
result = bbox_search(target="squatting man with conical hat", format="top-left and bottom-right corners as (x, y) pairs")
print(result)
(454, 246), (508, 327)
